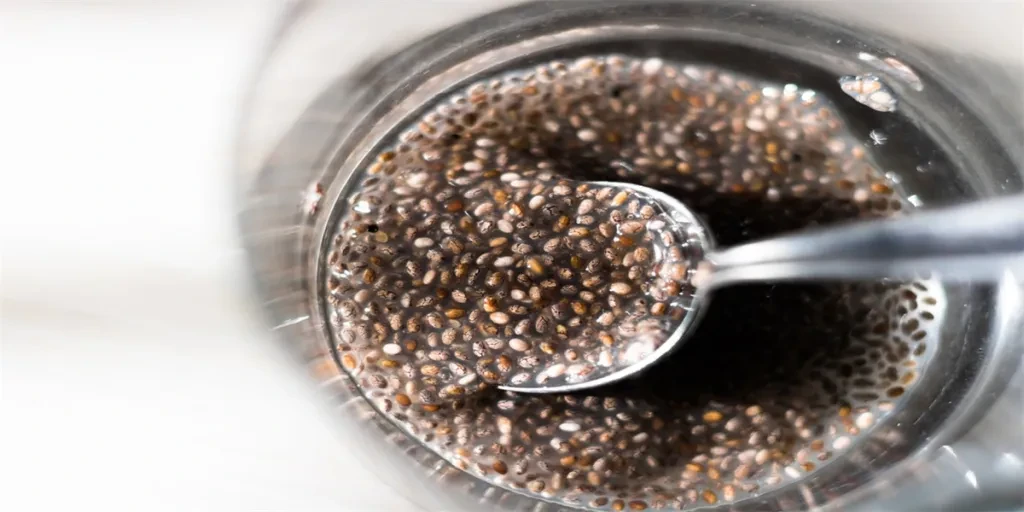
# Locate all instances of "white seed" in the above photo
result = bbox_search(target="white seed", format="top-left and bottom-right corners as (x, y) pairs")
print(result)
(463, 161), (483, 172)
(642, 58), (664, 76)
(754, 449), (770, 465)
(494, 256), (515, 267)
(529, 196), (546, 209)
(474, 203), (494, 216)
(382, 344), (401, 355)
(724, 418), (742, 432)
(738, 449), (756, 465)
(855, 412), (875, 429)
(406, 172), (428, 188)
(509, 338), (531, 351)
(609, 282), (632, 295)
(566, 364), (588, 376)
(577, 199), (595, 215)
(868, 90), (896, 111)
(496, 417), (513, 434)
(832, 436), (852, 450)
(414, 237), (434, 248)
(546, 363), (567, 377)
(745, 118), (767, 132)
(490, 312), (510, 324)
(577, 129), (597, 142)
(559, 421), (581, 433)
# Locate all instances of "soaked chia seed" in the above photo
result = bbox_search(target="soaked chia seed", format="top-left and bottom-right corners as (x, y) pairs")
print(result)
(319, 55), (942, 510)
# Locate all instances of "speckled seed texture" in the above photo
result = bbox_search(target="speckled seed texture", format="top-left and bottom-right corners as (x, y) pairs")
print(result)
(320, 56), (942, 510)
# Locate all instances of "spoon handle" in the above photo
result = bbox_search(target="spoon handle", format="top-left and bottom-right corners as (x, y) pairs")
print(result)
(706, 195), (1024, 287)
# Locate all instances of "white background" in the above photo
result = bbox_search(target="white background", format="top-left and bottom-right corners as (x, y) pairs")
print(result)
(1, 2), (428, 511)
(1, 1), (1021, 512)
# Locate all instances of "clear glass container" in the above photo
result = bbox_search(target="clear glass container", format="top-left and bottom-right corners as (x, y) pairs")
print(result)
(235, 2), (1024, 510)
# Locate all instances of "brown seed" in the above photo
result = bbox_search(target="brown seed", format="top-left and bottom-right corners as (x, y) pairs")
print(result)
(395, 394), (411, 407)
(362, 268), (376, 284)
(341, 353), (357, 370)
(568, 226), (590, 237)
(702, 490), (718, 504)
(571, 301), (587, 315)
(445, 308), (465, 319)
(703, 411), (723, 423)
(486, 272), (504, 287)
(527, 258), (544, 274)
(723, 484), (736, 502)
(554, 215), (570, 231)
(871, 182), (893, 195)
(633, 247), (650, 262)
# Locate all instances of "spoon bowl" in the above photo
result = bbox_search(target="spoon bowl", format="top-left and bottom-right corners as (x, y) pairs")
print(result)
(497, 181), (716, 394)
(499, 183), (1024, 394)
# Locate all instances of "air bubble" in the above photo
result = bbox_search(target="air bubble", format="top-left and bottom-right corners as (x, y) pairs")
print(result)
(839, 75), (898, 112)
(857, 52), (924, 91)
(353, 199), (371, 214)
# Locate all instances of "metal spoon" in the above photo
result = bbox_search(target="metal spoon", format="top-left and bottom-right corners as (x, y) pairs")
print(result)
(500, 182), (1024, 394)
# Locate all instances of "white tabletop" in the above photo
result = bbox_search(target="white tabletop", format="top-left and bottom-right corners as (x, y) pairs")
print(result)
(1, 2), (427, 510)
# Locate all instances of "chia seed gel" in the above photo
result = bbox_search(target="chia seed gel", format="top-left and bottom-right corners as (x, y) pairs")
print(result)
(320, 55), (942, 509)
